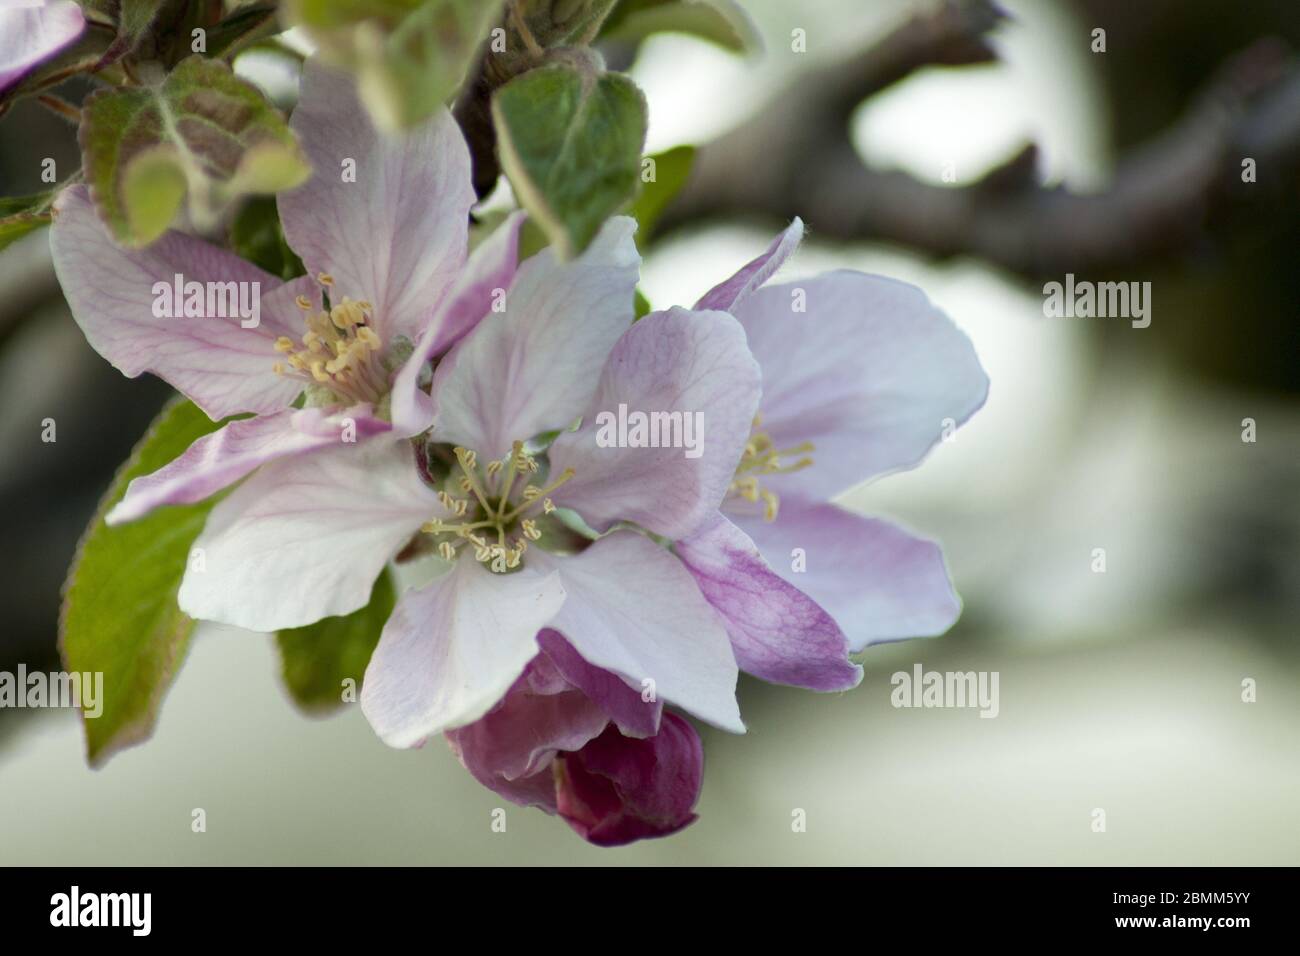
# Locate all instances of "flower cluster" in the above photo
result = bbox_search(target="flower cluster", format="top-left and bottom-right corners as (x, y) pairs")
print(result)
(51, 59), (987, 846)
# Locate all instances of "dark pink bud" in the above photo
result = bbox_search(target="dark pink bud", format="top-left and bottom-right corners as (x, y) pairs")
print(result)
(555, 713), (703, 847)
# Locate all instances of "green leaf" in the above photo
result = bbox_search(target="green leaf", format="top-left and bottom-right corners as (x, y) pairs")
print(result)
(516, 0), (620, 47)
(602, 0), (760, 53)
(228, 196), (306, 280)
(0, 190), (57, 253)
(628, 144), (693, 246)
(633, 287), (652, 319)
(60, 398), (230, 767)
(285, 0), (504, 130)
(493, 61), (647, 259)
(79, 54), (311, 247)
(276, 571), (396, 714)
(206, 2), (282, 60)
(115, 0), (167, 50)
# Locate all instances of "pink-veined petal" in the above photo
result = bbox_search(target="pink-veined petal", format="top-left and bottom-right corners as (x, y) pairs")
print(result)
(177, 440), (440, 632)
(548, 307), (760, 540)
(529, 533), (744, 733)
(735, 271), (989, 503)
(674, 511), (862, 691)
(427, 216), (639, 460)
(50, 186), (309, 419)
(537, 629), (661, 738)
(361, 561), (566, 747)
(106, 404), (391, 525)
(389, 212), (525, 437)
(279, 59), (474, 344)
(737, 501), (962, 651)
(693, 217), (803, 313)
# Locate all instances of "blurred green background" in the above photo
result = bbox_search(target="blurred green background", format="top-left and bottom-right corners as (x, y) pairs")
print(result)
(1, 0), (1297, 864)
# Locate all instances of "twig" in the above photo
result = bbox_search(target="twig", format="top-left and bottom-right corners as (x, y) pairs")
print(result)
(35, 94), (81, 124)
(657, 1), (1300, 279)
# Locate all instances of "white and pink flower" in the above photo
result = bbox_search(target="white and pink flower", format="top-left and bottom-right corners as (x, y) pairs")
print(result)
(49, 53), (988, 847)
(674, 220), (990, 690)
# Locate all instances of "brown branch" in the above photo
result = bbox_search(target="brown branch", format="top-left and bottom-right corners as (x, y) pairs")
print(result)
(657, 1), (1300, 279)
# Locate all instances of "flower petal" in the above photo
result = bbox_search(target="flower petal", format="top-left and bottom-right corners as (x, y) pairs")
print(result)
(548, 307), (760, 540)
(734, 271), (988, 503)
(693, 217), (803, 313)
(389, 212), (525, 437)
(50, 186), (309, 419)
(537, 629), (662, 738)
(361, 561), (566, 748)
(674, 512), (861, 691)
(177, 440), (438, 632)
(529, 532), (744, 733)
(279, 59), (474, 344)
(445, 652), (611, 809)
(106, 405), (391, 525)
(737, 502), (961, 651)
(0, 1), (85, 93)
(428, 216), (639, 460)
(555, 713), (703, 847)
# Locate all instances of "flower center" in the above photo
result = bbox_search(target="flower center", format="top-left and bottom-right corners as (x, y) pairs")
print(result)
(272, 273), (387, 405)
(729, 414), (814, 522)
(421, 441), (576, 573)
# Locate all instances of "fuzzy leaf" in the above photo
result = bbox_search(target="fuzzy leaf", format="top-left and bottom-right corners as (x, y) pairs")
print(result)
(629, 144), (693, 246)
(60, 398), (230, 767)
(602, 0), (760, 53)
(276, 571), (396, 714)
(110, 0), (166, 56)
(228, 196), (306, 280)
(79, 54), (310, 247)
(285, 0), (504, 130)
(0, 189), (57, 252)
(206, 2), (281, 59)
(493, 61), (647, 258)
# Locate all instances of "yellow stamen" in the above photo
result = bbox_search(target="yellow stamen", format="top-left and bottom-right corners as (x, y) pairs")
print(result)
(418, 445), (580, 573)
(728, 423), (815, 522)
(271, 290), (386, 404)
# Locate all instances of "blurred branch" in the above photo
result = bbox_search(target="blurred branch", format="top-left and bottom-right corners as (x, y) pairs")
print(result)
(657, 0), (1300, 279)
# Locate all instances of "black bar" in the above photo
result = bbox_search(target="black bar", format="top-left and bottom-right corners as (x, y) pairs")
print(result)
(0, 866), (1287, 940)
